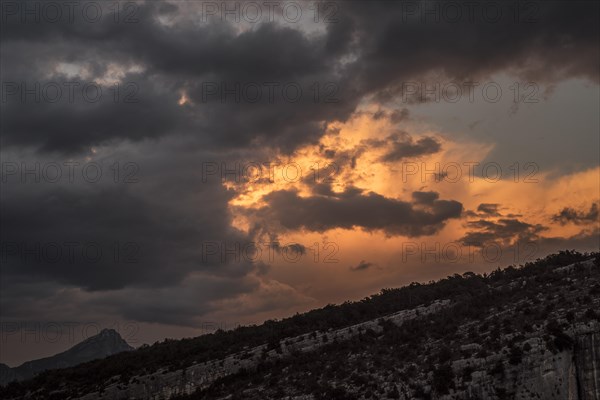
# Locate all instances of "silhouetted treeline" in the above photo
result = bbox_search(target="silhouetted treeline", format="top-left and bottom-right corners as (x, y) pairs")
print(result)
(1, 250), (598, 399)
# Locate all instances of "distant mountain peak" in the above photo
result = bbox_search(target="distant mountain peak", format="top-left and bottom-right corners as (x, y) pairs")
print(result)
(0, 328), (133, 386)
(99, 328), (120, 335)
(79, 328), (130, 345)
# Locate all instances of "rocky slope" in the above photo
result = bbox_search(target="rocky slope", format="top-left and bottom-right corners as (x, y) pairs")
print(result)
(177, 258), (600, 400)
(1, 251), (599, 399)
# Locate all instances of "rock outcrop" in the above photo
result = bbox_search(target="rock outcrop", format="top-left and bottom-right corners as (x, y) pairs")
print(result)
(576, 331), (600, 400)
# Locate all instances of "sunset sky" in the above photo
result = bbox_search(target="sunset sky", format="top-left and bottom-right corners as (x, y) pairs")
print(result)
(1, 0), (599, 365)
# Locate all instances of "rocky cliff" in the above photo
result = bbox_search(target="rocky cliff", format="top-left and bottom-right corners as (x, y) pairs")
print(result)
(576, 331), (600, 400)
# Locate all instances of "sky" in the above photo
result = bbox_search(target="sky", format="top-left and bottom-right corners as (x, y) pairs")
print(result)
(0, 0), (599, 366)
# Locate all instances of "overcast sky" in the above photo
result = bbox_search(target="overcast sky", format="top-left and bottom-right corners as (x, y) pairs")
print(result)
(1, 0), (599, 366)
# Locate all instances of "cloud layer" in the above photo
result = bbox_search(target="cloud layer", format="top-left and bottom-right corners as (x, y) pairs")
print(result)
(1, 1), (598, 364)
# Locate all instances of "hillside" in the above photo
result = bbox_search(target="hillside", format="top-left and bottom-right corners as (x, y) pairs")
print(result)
(1, 250), (599, 399)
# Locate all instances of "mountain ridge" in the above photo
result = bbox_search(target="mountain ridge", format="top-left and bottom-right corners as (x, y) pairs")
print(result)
(1, 250), (599, 399)
(0, 328), (133, 387)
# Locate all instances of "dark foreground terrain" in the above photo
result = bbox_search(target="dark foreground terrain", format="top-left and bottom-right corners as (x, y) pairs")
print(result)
(1, 250), (599, 399)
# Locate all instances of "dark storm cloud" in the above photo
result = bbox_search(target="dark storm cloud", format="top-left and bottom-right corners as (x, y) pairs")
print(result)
(534, 227), (600, 254)
(389, 108), (411, 123)
(1, 185), (226, 290)
(0, 267), (265, 327)
(0, 2), (355, 154)
(0, 143), (280, 327)
(2, 1), (598, 154)
(315, 143), (364, 171)
(461, 218), (547, 247)
(412, 191), (440, 205)
(334, 0), (600, 98)
(1, 0), (598, 329)
(249, 188), (462, 237)
(0, 147), (254, 291)
(367, 132), (442, 162)
(464, 203), (503, 218)
(382, 135), (441, 162)
(2, 73), (187, 153)
(350, 260), (374, 272)
(552, 203), (599, 225)
(86, 274), (262, 327)
(477, 203), (501, 216)
(372, 108), (410, 123)
(259, 240), (307, 259)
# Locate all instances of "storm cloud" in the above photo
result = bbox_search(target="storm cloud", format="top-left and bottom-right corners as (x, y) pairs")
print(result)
(1, 0), (598, 348)
(1, 1), (598, 153)
(552, 203), (599, 225)
(461, 218), (547, 247)
(248, 188), (462, 237)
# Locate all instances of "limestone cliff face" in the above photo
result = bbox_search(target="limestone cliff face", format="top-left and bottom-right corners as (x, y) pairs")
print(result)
(442, 324), (599, 400)
(576, 331), (600, 400)
(76, 301), (452, 399)
(73, 317), (600, 400)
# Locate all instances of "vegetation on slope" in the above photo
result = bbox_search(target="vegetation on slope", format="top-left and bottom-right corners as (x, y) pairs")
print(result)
(1, 250), (598, 399)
